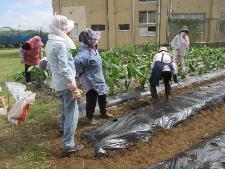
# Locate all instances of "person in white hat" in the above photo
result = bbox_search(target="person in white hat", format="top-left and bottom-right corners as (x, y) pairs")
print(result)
(149, 47), (178, 102)
(45, 15), (83, 155)
(171, 25), (190, 76)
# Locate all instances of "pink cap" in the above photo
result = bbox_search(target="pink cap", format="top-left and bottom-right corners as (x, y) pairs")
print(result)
(27, 36), (44, 48)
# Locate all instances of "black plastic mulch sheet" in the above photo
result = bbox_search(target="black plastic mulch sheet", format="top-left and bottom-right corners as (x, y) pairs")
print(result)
(81, 80), (225, 157)
(78, 70), (225, 117)
(147, 131), (225, 169)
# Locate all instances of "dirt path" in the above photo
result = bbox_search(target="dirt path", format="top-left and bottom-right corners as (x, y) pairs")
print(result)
(47, 76), (225, 169)
(50, 102), (225, 169)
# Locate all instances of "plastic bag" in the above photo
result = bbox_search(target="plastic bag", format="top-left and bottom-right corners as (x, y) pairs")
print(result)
(6, 82), (36, 124)
(5, 82), (26, 101)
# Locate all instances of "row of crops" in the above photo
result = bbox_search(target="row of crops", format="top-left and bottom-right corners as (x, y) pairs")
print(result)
(13, 44), (225, 96)
(100, 44), (225, 95)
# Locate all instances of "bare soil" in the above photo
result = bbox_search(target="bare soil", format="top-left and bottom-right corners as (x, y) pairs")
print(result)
(47, 75), (225, 169)
(49, 102), (225, 169)
(1, 75), (225, 169)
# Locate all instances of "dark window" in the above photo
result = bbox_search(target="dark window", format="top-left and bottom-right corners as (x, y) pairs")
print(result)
(118, 24), (130, 31)
(148, 26), (156, 32)
(139, 11), (156, 23)
(91, 25), (105, 31)
(219, 13), (225, 32)
(139, 0), (156, 2)
(139, 11), (147, 23)
(139, 26), (156, 36)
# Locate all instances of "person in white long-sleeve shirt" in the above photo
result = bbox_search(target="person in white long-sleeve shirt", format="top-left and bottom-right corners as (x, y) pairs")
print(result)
(45, 15), (83, 155)
(150, 47), (178, 102)
(171, 26), (190, 76)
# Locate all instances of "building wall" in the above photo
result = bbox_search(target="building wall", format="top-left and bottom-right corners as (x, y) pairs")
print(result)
(52, 0), (225, 49)
(168, 0), (225, 43)
(136, 1), (158, 45)
(114, 0), (133, 47)
(61, 6), (86, 45)
(217, 0), (225, 42)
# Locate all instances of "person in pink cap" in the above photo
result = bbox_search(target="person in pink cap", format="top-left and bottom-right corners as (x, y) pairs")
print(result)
(19, 36), (44, 84)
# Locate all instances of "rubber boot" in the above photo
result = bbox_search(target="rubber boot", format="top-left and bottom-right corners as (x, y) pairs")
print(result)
(165, 94), (170, 102)
(150, 85), (159, 102)
(165, 82), (171, 101)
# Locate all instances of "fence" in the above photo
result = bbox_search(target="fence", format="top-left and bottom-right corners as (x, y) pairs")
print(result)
(0, 30), (48, 48)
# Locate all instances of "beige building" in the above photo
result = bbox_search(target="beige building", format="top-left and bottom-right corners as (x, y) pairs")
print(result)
(52, 0), (225, 49)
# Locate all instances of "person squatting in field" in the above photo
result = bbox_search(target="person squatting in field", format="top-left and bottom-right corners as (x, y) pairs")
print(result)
(149, 47), (178, 102)
(171, 25), (190, 76)
(45, 15), (83, 155)
(74, 28), (114, 125)
(19, 36), (44, 84)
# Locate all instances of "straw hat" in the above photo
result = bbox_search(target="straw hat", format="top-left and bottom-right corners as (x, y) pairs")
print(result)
(159, 47), (168, 52)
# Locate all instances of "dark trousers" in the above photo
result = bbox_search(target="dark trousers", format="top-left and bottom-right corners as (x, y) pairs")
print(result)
(150, 71), (172, 99)
(25, 64), (31, 83)
(86, 89), (107, 120)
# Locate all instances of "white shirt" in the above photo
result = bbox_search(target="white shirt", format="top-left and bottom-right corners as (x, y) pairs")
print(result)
(19, 47), (25, 59)
(171, 34), (189, 56)
(152, 51), (177, 73)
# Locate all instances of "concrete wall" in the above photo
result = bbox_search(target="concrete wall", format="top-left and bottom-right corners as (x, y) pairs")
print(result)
(52, 0), (225, 49)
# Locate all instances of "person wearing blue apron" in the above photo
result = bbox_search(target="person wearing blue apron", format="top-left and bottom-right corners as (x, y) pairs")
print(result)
(150, 47), (178, 102)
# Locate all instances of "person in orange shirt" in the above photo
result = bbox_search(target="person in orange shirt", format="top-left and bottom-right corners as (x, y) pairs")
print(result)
(19, 36), (44, 84)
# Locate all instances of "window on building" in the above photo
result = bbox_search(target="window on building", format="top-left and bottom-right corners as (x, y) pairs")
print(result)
(139, 26), (156, 36)
(118, 24), (130, 31)
(139, 0), (156, 2)
(139, 11), (156, 24)
(71, 23), (78, 38)
(170, 13), (205, 33)
(219, 13), (225, 33)
(91, 25), (105, 31)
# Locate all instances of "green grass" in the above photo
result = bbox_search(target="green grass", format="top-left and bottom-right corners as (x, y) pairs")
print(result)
(0, 49), (23, 94)
(0, 49), (58, 169)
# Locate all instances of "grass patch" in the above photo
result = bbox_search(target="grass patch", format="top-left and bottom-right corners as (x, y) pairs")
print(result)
(2, 145), (51, 169)
(0, 49), (23, 94)
(0, 49), (55, 169)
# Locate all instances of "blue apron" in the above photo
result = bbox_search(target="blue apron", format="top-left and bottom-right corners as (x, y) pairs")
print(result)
(150, 53), (173, 86)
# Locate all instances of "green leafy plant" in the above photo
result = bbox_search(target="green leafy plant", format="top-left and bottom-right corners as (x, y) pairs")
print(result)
(70, 47), (78, 57)
(27, 66), (50, 88)
(186, 46), (225, 76)
(101, 43), (156, 94)
(100, 43), (224, 94)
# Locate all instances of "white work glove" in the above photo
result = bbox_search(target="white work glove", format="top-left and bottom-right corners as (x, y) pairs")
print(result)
(67, 82), (81, 100)
(72, 89), (81, 100)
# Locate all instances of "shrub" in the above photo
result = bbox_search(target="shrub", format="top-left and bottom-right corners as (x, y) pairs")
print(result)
(8, 44), (14, 48)
(0, 44), (5, 48)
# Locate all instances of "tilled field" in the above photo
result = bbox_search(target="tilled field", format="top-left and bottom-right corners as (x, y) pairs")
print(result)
(1, 75), (225, 169)
(48, 75), (225, 169)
